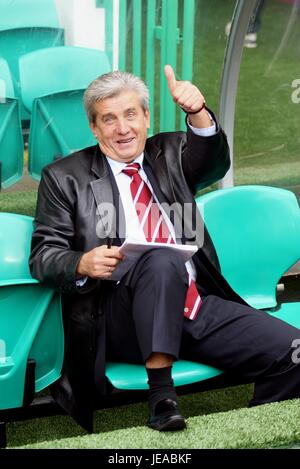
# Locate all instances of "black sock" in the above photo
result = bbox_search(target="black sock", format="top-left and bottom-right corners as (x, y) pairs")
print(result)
(146, 366), (177, 410)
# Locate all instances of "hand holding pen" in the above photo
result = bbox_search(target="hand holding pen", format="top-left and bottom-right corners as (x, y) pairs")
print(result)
(76, 238), (123, 279)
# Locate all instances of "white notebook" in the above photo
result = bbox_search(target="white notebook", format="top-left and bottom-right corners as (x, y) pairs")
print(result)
(109, 238), (198, 281)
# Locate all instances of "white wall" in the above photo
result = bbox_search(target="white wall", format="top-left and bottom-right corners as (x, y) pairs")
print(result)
(54, 0), (105, 50)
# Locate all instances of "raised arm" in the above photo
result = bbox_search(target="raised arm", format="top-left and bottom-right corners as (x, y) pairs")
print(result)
(164, 64), (230, 190)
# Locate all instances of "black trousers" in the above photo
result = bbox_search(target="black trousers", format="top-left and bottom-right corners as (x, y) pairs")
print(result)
(102, 249), (300, 406)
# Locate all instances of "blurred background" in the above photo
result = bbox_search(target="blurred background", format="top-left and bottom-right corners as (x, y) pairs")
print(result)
(0, 0), (299, 208)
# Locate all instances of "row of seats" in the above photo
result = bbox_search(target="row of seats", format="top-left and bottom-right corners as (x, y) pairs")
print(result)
(0, 0), (63, 187)
(0, 0), (65, 120)
(0, 58), (24, 188)
(0, 47), (111, 188)
(0, 0), (111, 188)
(0, 186), (299, 415)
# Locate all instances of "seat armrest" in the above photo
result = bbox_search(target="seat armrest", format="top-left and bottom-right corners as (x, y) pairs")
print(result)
(0, 278), (40, 287)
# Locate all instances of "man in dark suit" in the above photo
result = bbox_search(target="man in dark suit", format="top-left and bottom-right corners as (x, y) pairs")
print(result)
(29, 66), (300, 433)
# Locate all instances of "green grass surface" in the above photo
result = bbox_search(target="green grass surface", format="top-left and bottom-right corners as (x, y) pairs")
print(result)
(1, 0), (300, 452)
(2, 1), (299, 207)
(192, 0), (300, 198)
(7, 384), (251, 448)
(7, 385), (300, 449)
(0, 191), (37, 217)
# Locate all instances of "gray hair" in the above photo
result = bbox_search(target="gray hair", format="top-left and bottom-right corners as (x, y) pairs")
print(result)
(83, 70), (149, 123)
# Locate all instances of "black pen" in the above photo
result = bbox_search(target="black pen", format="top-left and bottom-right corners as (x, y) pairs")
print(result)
(107, 237), (112, 249)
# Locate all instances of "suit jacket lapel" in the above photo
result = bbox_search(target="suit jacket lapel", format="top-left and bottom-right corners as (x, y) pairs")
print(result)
(89, 146), (124, 244)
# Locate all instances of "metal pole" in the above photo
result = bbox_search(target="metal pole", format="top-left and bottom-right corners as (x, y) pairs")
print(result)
(95, 0), (114, 68)
(146, 0), (156, 136)
(132, 0), (142, 76)
(104, 0), (114, 68)
(160, 0), (178, 132)
(219, 0), (257, 188)
(118, 0), (127, 70)
(180, 0), (195, 130)
(112, 0), (120, 70)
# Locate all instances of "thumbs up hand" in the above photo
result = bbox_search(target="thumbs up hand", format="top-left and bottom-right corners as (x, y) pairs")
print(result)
(164, 64), (206, 115)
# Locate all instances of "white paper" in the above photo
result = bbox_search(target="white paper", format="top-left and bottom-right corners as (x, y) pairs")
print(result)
(109, 238), (198, 281)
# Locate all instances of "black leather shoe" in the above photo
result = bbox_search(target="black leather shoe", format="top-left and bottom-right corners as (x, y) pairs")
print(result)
(147, 398), (187, 431)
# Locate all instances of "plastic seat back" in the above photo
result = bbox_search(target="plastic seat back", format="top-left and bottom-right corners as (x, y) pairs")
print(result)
(0, 213), (64, 410)
(0, 0), (60, 30)
(196, 186), (300, 309)
(0, 58), (24, 188)
(0, 213), (34, 283)
(0, 0), (63, 120)
(0, 57), (14, 98)
(19, 47), (111, 179)
(1, 30), (64, 121)
(20, 46), (111, 112)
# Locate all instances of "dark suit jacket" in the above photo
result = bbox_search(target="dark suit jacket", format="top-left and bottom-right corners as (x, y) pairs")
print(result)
(29, 113), (246, 431)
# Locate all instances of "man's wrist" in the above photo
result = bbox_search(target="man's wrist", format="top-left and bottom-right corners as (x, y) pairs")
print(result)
(76, 254), (86, 278)
(187, 107), (213, 128)
(187, 111), (216, 137)
(185, 100), (206, 115)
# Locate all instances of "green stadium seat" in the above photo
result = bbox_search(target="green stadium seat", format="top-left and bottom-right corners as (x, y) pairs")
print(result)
(19, 46), (111, 180)
(196, 186), (300, 325)
(0, 0), (61, 30)
(0, 211), (222, 407)
(0, 213), (64, 410)
(105, 361), (222, 391)
(2, 186), (299, 406)
(0, 58), (23, 188)
(0, 57), (14, 97)
(105, 186), (300, 392)
(0, 0), (64, 120)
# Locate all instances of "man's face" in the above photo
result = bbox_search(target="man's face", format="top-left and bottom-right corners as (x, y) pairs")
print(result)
(90, 90), (150, 163)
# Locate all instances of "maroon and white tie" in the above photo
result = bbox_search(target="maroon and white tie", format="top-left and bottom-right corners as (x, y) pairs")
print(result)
(122, 162), (202, 320)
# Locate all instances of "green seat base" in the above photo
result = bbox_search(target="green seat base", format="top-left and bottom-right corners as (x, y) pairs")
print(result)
(105, 360), (222, 390)
(106, 302), (300, 392)
(267, 302), (300, 328)
(0, 356), (14, 376)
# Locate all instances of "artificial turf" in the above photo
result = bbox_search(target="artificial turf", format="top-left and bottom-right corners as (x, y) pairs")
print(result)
(0, 190), (37, 216)
(7, 385), (300, 449)
(192, 0), (300, 199)
(1, 0), (300, 451)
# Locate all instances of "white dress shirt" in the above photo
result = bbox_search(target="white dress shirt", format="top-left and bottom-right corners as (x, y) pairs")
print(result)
(76, 118), (216, 286)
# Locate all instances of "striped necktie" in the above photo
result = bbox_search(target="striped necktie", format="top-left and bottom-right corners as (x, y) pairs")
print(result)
(122, 162), (202, 320)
